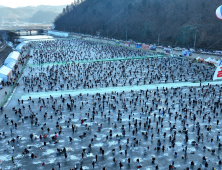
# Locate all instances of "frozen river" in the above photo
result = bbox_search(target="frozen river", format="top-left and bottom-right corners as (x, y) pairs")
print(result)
(0, 38), (221, 170)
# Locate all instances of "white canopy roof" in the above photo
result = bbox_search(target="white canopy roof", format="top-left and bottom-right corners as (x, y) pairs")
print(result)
(212, 58), (218, 63)
(9, 51), (20, 60)
(4, 51), (20, 65)
(205, 57), (212, 62)
(16, 41), (29, 52)
(5, 60), (17, 70)
(0, 65), (12, 76)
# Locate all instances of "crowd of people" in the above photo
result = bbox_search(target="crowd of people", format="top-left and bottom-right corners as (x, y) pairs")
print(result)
(31, 39), (152, 64)
(0, 39), (221, 170)
(21, 39), (215, 93)
(0, 47), (29, 98)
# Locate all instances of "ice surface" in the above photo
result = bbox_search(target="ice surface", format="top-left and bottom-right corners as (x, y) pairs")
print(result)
(1, 38), (221, 170)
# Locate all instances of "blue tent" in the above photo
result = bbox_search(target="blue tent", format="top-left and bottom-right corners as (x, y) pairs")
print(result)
(135, 43), (142, 49)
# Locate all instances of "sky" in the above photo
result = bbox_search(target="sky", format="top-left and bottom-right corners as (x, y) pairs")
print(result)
(0, 0), (74, 8)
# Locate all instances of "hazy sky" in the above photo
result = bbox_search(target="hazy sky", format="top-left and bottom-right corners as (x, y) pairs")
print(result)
(0, 0), (74, 8)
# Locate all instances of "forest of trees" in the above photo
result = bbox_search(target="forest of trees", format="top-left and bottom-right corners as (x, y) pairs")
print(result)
(0, 31), (18, 44)
(54, 0), (222, 50)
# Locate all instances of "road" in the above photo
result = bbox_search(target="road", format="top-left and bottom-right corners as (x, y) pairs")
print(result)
(70, 33), (222, 61)
(155, 48), (222, 60)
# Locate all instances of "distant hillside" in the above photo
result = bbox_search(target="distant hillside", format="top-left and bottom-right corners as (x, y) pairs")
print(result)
(0, 5), (65, 23)
(29, 11), (60, 23)
(17, 5), (67, 14)
(54, 0), (222, 50)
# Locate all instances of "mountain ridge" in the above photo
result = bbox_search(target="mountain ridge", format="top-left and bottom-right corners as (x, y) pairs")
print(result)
(0, 5), (66, 23)
(54, 0), (222, 50)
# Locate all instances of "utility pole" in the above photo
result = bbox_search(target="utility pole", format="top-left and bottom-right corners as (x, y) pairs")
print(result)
(158, 34), (160, 46)
(194, 33), (196, 50)
(126, 30), (127, 41)
(107, 29), (108, 38)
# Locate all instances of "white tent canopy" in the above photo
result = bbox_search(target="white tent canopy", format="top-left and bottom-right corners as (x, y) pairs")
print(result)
(205, 57), (212, 62)
(16, 42), (25, 52)
(16, 41), (29, 53)
(204, 57), (220, 67)
(5, 60), (17, 70)
(0, 65), (12, 82)
(4, 51), (20, 65)
(212, 58), (218, 63)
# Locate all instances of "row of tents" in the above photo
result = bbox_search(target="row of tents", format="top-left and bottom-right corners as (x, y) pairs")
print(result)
(0, 41), (30, 86)
(0, 51), (20, 84)
(196, 57), (220, 67)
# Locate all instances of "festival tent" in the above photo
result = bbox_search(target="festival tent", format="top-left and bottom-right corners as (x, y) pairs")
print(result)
(115, 40), (120, 44)
(196, 57), (204, 62)
(142, 44), (149, 50)
(16, 42), (27, 53)
(16, 41), (30, 52)
(5, 60), (17, 70)
(210, 59), (219, 67)
(4, 51), (20, 65)
(125, 42), (130, 47)
(212, 58), (218, 63)
(135, 43), (142, 49)
(205, 57), (219, 67)
(0, 66), (12, 82)
(205, 57), (212, 62)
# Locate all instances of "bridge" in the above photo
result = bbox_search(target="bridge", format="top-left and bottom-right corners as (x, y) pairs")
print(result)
(4, 25), (50, 36)
(15, 29), (47, 35)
